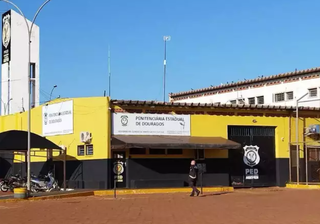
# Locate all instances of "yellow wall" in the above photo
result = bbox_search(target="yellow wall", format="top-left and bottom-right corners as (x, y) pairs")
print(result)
(112, 105), (320, 159)
(3, 97), (320, 163)
(192, 114), (289, 158)
(0, 97), (110, 162)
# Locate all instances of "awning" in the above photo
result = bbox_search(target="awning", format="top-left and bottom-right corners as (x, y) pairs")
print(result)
(0, 130), (61, 151)
(112, 135), (241, 150)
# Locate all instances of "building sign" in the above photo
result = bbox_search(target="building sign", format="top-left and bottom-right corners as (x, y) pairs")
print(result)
(42, 100), (74, 136)
(113, 161), (124, 182)
(112, 113), (190, 136)
(243, 145), (260, 180)
(2, 10), (11, 64)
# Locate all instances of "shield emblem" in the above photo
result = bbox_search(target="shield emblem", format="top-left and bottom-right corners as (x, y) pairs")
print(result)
(243, 145), (260, 167)
(2, 14), (10, 49)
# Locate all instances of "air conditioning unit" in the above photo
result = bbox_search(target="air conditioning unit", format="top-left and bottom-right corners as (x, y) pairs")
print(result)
(305, 124), (320, 136)
(80, 132), (92, 143)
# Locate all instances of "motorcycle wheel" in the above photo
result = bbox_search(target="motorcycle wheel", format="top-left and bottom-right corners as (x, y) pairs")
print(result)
(30, 185), (38, 193)
(0, 184), (8, 192)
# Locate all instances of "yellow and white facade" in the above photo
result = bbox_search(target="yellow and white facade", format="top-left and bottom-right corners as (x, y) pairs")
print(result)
(0, 97), (319, 189)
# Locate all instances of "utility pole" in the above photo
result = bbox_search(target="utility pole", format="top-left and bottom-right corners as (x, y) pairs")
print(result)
(0, 0), (52, 195)
(163, 36), (170, 102)
(108, 45), (111, 97)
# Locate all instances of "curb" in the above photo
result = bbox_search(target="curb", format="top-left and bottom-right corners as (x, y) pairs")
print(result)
(286, 184), (320, 190)
(0, 186), (233, 203)
(94, 186), (234, 196)
(0, 191), (94, 203)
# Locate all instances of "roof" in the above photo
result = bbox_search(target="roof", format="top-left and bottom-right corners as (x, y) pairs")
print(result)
(112, 135), (241, 150)
(0, 130), (61, 151)
(169, 66), (320, 98)
(111, 99), (320, 112)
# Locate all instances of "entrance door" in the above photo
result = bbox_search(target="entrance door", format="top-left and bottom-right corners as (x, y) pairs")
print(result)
(112, 151), (126, 188)
(228, 126), (276, 187)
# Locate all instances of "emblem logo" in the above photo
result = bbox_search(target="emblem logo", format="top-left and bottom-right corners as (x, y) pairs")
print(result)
(243, 145), (260, 167)
(2, 13), (10, 49)
(120, 115), (128, 126)
(113, 161), (124, 175)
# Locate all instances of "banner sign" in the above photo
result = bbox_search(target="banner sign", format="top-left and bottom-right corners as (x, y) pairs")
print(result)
(2, 10), (11, 64)
(42, 100), (74, 136)
(112, 113), (190, 136)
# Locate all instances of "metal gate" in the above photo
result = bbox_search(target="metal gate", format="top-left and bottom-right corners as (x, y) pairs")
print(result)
(228, 126), (276, 187)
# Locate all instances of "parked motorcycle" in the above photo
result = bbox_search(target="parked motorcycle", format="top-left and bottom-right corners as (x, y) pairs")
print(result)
(0, 174), (26, 192)
(30, 171), (60, 193)
(0, 178), (9, 192)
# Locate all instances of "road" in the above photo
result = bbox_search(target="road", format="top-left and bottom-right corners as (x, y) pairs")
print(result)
(0, 188), (319, 224)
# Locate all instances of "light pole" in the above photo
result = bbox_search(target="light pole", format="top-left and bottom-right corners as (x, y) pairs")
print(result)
(0, 0), (52, 194)
(295, 92), (308, 184)
(49, 85), (57, 101)
(163, 36), (170, 102)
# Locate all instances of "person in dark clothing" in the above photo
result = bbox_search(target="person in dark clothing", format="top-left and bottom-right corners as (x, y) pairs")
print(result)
(189, 160), (200, 197)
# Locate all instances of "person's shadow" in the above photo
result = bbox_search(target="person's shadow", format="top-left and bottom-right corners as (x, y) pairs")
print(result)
(199, 192), (231, 197)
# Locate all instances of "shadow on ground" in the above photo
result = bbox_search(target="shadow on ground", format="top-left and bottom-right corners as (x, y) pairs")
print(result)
(200, 191), (232, 197)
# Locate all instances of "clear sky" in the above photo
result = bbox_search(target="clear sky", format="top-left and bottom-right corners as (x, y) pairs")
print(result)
(2, 0), (320, 102)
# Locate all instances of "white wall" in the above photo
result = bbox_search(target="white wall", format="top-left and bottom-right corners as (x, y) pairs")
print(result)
(172, 76), (320, 108)
(1, 10), (40, 115)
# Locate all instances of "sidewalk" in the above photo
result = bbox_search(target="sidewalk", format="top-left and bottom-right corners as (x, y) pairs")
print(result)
(0, 186), (233, 202)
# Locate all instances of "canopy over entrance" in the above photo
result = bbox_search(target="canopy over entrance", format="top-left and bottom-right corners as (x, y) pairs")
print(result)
(112, 135), (241, 150)
(0, 130), (60, 151)
(0, 130), (67, 191)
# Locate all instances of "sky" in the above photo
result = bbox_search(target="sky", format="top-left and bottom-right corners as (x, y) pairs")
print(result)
(2, 0), (320, 102)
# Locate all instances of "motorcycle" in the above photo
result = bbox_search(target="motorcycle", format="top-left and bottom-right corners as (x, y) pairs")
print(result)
(0, 178), (9, 192)
(0, 174), (26, 192)
(30, 171), (60, 193)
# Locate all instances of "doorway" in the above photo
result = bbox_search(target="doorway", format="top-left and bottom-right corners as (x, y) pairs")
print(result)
(228, 126), (276, 187)
(112, 151), (126, 188)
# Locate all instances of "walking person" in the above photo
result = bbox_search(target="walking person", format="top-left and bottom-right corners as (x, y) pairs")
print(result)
(189, 160), (200, 197)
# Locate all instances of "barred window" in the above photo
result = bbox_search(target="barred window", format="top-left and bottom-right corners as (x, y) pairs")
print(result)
(309, 88), (317, 97)
(286, 91), (294, 100)
(274, 93), (285, 102)
(256, 96), (264, 104)
(248, 97), (255, 105)
(77, 145), (84, 156)
(86, 144), (93, 155)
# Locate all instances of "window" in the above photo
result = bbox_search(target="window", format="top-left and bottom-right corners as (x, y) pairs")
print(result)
(129, 148), (146, 155)
(167, 149), (183, 155)
(149, 148), (165, 155)
(248, 97), (255, 105)
(256, 96), (264, 104)
(237, 99), (245, 104)
(309, 88), (318, 97)
(195, 149), (205, 160)
(77, 145), (84, 156)
(308, 148), (320, 161)
(274, 93), (285, 102)
(286, 91), (294, 100)
(86, 144), (93, 155)
(230, 100), (236, 104)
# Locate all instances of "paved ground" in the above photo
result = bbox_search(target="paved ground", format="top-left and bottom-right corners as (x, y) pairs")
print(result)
(0, 188), (320, 224)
